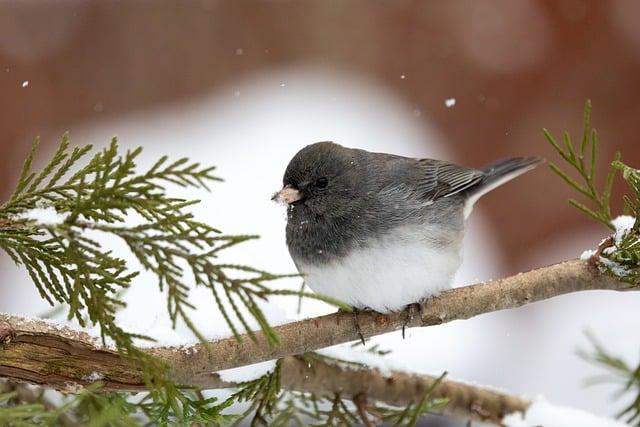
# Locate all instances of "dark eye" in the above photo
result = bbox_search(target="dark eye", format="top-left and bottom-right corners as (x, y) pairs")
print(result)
(315, 177), (328, 189)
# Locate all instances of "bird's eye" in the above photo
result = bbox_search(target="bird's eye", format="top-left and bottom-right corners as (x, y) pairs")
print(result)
(315, 177), (328, 189)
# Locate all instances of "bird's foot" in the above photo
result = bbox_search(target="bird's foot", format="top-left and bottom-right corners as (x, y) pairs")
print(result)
(401, 302), (424, 339)
(352, 308), (367, 346)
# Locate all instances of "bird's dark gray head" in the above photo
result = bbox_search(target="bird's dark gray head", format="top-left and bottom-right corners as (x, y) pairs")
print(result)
(273, 142), (365, 218)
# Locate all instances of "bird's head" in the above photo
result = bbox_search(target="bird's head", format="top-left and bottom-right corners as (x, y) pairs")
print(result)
(272, 141), (364, 217)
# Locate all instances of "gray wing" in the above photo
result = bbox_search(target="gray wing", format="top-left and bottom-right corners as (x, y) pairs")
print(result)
(415, 159), (485, 201)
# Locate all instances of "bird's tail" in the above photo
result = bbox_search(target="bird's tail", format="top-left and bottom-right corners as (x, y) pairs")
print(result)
(463, 157), (544, 217)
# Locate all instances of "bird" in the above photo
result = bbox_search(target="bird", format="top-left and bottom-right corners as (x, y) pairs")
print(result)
(273, 142), (542, 313)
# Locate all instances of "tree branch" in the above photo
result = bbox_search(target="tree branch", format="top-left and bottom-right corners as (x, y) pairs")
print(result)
(0, 259), (632, 422)
(277, 356), (529, 424)
(161, 259), (631, 384)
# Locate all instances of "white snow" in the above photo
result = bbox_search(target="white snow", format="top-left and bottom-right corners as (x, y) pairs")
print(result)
(578, 215), (638, 278)
(317, 345), (399, 377)
(580, 249), (596, 260)
(612, 215), (636, 244)
(82, 371), (104, 382)
(503, 397), (630, 427)
(599, 257), (630, 278)
(445, 97), (456, 108)
(217, 360), (277, 383)
(21, 80), (29, 88)
(17, 207), (68, 225)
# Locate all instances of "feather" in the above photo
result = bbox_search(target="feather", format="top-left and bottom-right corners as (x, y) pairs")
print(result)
(416, 159), (485, 201)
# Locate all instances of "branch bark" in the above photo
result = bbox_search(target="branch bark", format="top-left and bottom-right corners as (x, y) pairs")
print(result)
(161, 259), (631, 385)
(0, 259), (632, 422)
(277, 356), (529, 424)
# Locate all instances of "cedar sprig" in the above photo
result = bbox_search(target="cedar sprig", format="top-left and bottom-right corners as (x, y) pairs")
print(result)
(375, 372), (449, 426)
(579, 334), (640, 425)
(549, 102), (640, 425)
(0, 133), (347, 423)
(0, 134), (346, 350)
(544, 99), (619, 229)
(228, 353), (449, 426)
(0, 380), (233, 426)
(545, 101), (640, 285)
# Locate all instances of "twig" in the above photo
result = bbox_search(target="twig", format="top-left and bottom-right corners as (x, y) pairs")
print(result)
(353, 393), (375, 427)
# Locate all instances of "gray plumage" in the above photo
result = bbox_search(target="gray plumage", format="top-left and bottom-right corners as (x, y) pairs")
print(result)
(277, 141), (541, 312)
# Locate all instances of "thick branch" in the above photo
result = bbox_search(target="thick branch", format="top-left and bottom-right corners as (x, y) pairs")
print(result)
(0, 259), (630, 421)
(278, 356), (529, 424)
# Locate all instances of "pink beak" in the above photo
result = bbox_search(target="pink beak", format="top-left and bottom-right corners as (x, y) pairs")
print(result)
(272, 185), (303, 205)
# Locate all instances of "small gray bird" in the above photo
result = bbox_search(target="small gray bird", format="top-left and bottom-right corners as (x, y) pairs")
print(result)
(273, 142), (541, 313)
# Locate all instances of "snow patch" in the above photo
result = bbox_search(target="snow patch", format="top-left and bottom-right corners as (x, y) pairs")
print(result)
(580, 249), (596, 261)
(82, 371), (104, 382)
(17, 207), (67, 225)
(217, 360), (277, 383)
(599, 257), (630, 278)
(612, 215), (636, 244)
(318, 345), (397, 377)
(503, 397), (629, 427)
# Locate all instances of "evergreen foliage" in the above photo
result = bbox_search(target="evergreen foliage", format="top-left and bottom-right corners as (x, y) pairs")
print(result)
(0, 134), (347, 424)
(545, 100), (640, 285)
(547, 101), (640, 425)
(544, 100), (618, 229)
(229, 353), (448, 426)
(580, 335), (640, 425)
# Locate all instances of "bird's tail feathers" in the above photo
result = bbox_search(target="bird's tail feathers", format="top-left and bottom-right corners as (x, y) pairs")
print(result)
(463, 157), (543, 218)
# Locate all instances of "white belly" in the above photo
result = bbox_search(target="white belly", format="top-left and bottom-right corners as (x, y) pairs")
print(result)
(297, 226), (463, 313)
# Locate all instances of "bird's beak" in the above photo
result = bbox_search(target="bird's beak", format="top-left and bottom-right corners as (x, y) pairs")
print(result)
(271, 185), (302, 205)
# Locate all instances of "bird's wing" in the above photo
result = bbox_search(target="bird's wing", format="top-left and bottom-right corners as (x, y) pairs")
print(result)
(415, 159), (485, 201)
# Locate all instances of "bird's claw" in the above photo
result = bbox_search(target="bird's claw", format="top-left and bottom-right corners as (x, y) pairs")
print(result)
(352, 308), (366, 346)
(402, 302), (424, 339)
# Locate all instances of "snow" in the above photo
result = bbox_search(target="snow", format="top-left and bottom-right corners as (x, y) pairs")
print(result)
(82, 371), (104, 382)
(217, 360), (277, 383)
(318, 346), (394, 377)
(578, 215), (638, 278)
(580, 249), (596, 260)
(503, 397), (630, 427)
(612, 215), (636, 244)
(21, 80), (29, 88)
(599, 257), (630, 277)
(17, 207), (67, 225)
(445, 97), (456, 108)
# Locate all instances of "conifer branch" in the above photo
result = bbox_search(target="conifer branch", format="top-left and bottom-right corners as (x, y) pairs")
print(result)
(0, 134), (349, 423)
(546, 100), (640, 424)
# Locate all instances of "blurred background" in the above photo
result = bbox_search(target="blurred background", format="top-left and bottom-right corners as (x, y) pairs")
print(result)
(1, 1), (639, 425)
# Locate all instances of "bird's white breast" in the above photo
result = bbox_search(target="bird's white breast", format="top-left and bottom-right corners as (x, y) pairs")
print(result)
(297, 225), (463, 313)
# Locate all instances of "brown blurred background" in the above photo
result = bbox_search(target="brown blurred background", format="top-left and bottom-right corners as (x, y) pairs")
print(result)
(1, 0), (639, 272)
